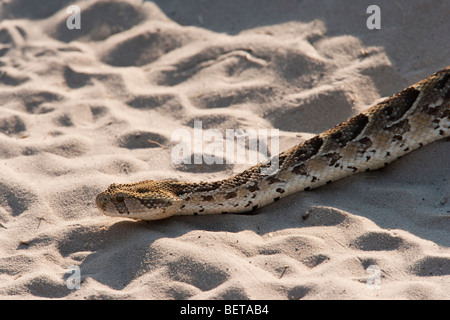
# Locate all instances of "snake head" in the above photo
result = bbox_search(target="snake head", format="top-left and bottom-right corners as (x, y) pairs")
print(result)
(96, 181), (183, 220)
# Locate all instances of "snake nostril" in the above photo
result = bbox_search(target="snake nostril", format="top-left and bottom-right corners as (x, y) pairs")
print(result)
(96, 193), (109, 208)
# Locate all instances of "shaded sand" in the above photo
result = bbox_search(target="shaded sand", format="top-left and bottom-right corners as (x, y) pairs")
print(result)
(0, 0), (449, 299)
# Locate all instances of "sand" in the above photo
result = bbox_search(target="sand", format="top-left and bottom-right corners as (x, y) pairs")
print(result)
(0, 0), (448, 300)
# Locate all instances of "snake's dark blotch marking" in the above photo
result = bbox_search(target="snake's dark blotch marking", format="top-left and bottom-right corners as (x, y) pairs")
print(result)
(327, 113), (369, 147)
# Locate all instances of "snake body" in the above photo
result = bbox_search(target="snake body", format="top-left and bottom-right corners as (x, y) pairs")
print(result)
(96, 66), (450, 220)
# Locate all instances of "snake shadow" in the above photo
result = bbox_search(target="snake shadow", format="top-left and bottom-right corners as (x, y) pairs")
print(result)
(74, 193), (351, 291)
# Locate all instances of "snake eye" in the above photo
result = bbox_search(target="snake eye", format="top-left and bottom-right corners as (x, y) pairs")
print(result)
(115, 193), (125, 203)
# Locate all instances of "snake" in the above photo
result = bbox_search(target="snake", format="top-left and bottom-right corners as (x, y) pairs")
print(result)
(96, 66), (450, 220)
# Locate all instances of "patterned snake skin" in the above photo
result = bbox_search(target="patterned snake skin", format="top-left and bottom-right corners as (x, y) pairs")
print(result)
(96, 66), (450, 220)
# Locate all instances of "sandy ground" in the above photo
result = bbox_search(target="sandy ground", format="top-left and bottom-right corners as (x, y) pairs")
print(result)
(0, 0), (449, 299)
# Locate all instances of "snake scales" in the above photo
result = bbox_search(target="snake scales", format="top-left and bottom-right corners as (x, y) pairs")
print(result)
(96, 66), (450, 220)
